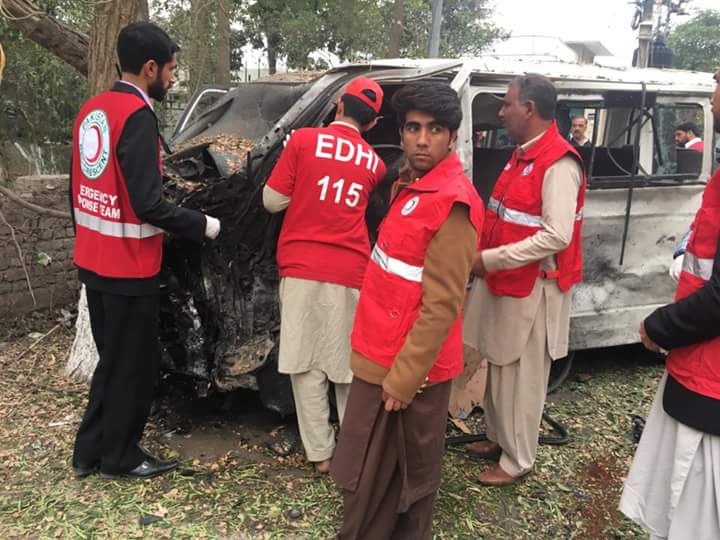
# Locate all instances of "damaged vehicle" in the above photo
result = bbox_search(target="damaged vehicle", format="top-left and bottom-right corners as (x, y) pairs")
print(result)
(159, 59), (717, 414)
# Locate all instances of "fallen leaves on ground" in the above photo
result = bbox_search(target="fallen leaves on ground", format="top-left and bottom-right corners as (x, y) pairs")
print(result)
(0, 314), (657, 538)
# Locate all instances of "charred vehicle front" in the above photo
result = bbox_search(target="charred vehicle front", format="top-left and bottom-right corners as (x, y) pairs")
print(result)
(159, 60), (718, 414)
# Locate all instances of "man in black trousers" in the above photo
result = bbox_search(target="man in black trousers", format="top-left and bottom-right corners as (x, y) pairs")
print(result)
(70, 22), (221, 479)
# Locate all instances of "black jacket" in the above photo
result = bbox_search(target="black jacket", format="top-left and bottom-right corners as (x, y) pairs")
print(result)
(644, 234), (720, 435)
(69, 81), (207, 295)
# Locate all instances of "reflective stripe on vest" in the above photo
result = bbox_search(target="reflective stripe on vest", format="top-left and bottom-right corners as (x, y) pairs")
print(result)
(488, 197), (583, 227)
(74, 208), (163, 239)
(682, 251), (713, 281)
(371, 245), (423, 283)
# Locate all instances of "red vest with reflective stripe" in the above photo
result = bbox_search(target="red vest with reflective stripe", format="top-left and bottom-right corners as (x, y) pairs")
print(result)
(666, 169), (720, 399)
(481, 122), (586, 297)
(72, 90), (164, 278)
(351, 153), (484, 382)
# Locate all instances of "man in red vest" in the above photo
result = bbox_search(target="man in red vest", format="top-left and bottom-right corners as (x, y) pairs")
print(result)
(620, 68), (720, 539)
(674, 121), (704, 152)
(263, 77), (386, 473)
(71, 22), (220, 480)
(330, 81), (484, 538)
(463, 74), (586, 486)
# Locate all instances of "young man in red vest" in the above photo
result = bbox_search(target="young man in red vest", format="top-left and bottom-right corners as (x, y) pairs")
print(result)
(71, 22), (220, 480)
(463, 74), (586, 486)
(263, 77), (386, 474)
(619, 68), (720, 539)
(330, 81), (484, 538)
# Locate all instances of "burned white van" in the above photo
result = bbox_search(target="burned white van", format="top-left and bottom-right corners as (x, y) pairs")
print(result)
(162, 59), (717, 412)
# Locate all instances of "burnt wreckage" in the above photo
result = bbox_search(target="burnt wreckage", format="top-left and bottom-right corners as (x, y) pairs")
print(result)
(159, 74), (404, 415)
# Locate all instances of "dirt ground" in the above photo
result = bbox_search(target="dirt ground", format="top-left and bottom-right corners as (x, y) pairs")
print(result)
(0, 310), (659, 539)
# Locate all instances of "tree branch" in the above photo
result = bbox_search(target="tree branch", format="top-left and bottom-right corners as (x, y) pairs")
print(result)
(0, 0), (89, 76)
(0, 183), (71, 219)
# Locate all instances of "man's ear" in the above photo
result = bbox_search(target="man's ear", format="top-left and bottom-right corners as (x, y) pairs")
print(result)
(335, 100), (344, 120)
(399, 128), (405, 148)
(449, 130), (458, 150)
(143, 59), (158, 80)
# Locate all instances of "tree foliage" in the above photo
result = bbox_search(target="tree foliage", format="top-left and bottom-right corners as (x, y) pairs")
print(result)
(238, 0), (506, 71)
(0, 17), (86, 142)
(668, 9), (720, 72)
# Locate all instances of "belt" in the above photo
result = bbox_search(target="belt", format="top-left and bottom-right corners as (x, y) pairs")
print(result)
(539, 270), (560, 279)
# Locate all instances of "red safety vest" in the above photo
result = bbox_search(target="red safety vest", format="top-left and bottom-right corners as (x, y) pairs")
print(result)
(351, 153), (484, 382)
(666, 169), (720, 399)
(72, 90), (164, 278)
(481, 122), (586, 297)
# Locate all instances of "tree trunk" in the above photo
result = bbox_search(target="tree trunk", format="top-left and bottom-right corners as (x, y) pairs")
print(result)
(65, 285), (99, 381)
(216, 0), (231, 84)
(88, 0), (148, 97)
(387, 0), (404, 57)
(267, 32), (279, 75)
(188, 0), (213, 95)
(2, 0), (89, 76)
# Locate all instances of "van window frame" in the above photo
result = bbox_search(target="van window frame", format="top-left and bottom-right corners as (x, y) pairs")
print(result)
(467, 84), (712, 191)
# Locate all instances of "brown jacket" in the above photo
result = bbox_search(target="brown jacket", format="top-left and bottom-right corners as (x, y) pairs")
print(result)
(352, 190), (477, 403)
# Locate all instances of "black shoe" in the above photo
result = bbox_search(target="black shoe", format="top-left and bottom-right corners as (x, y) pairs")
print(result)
(72, 461), (99, 479)
(101, 458), (178, 480)
(136, 444), (176, 468)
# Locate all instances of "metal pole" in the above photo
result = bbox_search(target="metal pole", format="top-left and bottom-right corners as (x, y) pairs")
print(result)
(636, 0), (654, 68)
(427, 0), (443, 58)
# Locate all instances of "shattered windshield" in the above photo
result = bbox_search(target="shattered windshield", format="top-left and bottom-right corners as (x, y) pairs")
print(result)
(171, 81), (315, 146)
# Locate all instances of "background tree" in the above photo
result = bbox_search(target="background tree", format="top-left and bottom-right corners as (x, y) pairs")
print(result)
(668, 9), (720, 72)
(88, 0), (148, 96)
(239, 0), (505, 72)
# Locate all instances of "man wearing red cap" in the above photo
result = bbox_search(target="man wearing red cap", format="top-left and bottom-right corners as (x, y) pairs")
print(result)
(263, 76), (386, 474)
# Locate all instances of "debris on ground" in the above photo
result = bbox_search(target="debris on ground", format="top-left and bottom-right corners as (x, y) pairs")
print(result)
(0, 314), (659, 538)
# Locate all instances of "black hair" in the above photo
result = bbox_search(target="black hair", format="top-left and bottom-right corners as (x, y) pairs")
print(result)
(511, 74), (557, 121)
(117, 22), (179, 75)
(391, 81), (462, 132)
(570, 115), (588, 124)
(675, 121), (701, 136)
(341, 94), (378, 126)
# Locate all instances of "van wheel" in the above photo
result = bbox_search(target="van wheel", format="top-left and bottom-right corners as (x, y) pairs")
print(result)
(547, 351), (574, 394)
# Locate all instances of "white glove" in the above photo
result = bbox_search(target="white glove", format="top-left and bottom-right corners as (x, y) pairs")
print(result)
(669, 254), (684, 282)
(204, 215), (221, 239)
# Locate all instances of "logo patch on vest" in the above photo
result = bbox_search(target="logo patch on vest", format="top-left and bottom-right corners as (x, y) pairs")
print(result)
(522, 163), (534, 176)
(401, 196), (420, 216)
(79, 109), (110, 180)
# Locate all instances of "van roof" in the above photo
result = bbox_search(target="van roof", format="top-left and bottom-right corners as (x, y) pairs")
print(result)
(334, 57), (716, 94)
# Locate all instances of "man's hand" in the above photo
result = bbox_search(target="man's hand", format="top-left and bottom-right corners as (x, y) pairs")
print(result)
(471, 251), (487, 277)
(669, 254), (684, 283)
(382, 391), (408, 412)
(640, 320), (663, 354)
(204, 215), (221, 239)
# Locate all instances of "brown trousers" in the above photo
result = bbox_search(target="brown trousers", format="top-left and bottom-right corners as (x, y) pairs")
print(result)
(331, 377), (451, 540)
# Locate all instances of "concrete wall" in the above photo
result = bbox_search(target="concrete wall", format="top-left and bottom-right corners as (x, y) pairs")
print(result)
(0, 175), (78, 319)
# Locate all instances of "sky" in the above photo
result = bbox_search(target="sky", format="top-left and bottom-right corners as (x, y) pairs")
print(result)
(490, 0), (718, 67)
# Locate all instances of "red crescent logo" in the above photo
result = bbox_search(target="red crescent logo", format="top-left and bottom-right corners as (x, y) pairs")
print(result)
(87, 124), (102, 163)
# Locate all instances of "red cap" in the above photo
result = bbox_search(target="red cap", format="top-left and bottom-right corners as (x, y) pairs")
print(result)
(342, 76), (383, 114)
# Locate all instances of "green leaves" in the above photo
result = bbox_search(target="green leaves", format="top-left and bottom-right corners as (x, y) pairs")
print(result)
(668, 9), (720, 73)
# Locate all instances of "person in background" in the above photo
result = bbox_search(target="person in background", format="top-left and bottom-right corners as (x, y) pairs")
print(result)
(263, 77), (386, 474)
(71, 22), (221, 480)
(463, 74), (586, 486)
(674, 121), (704, 152)
(619, 68), (720, 540)
(568, 115), (591, 147)
(330, 81), (483, 539)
